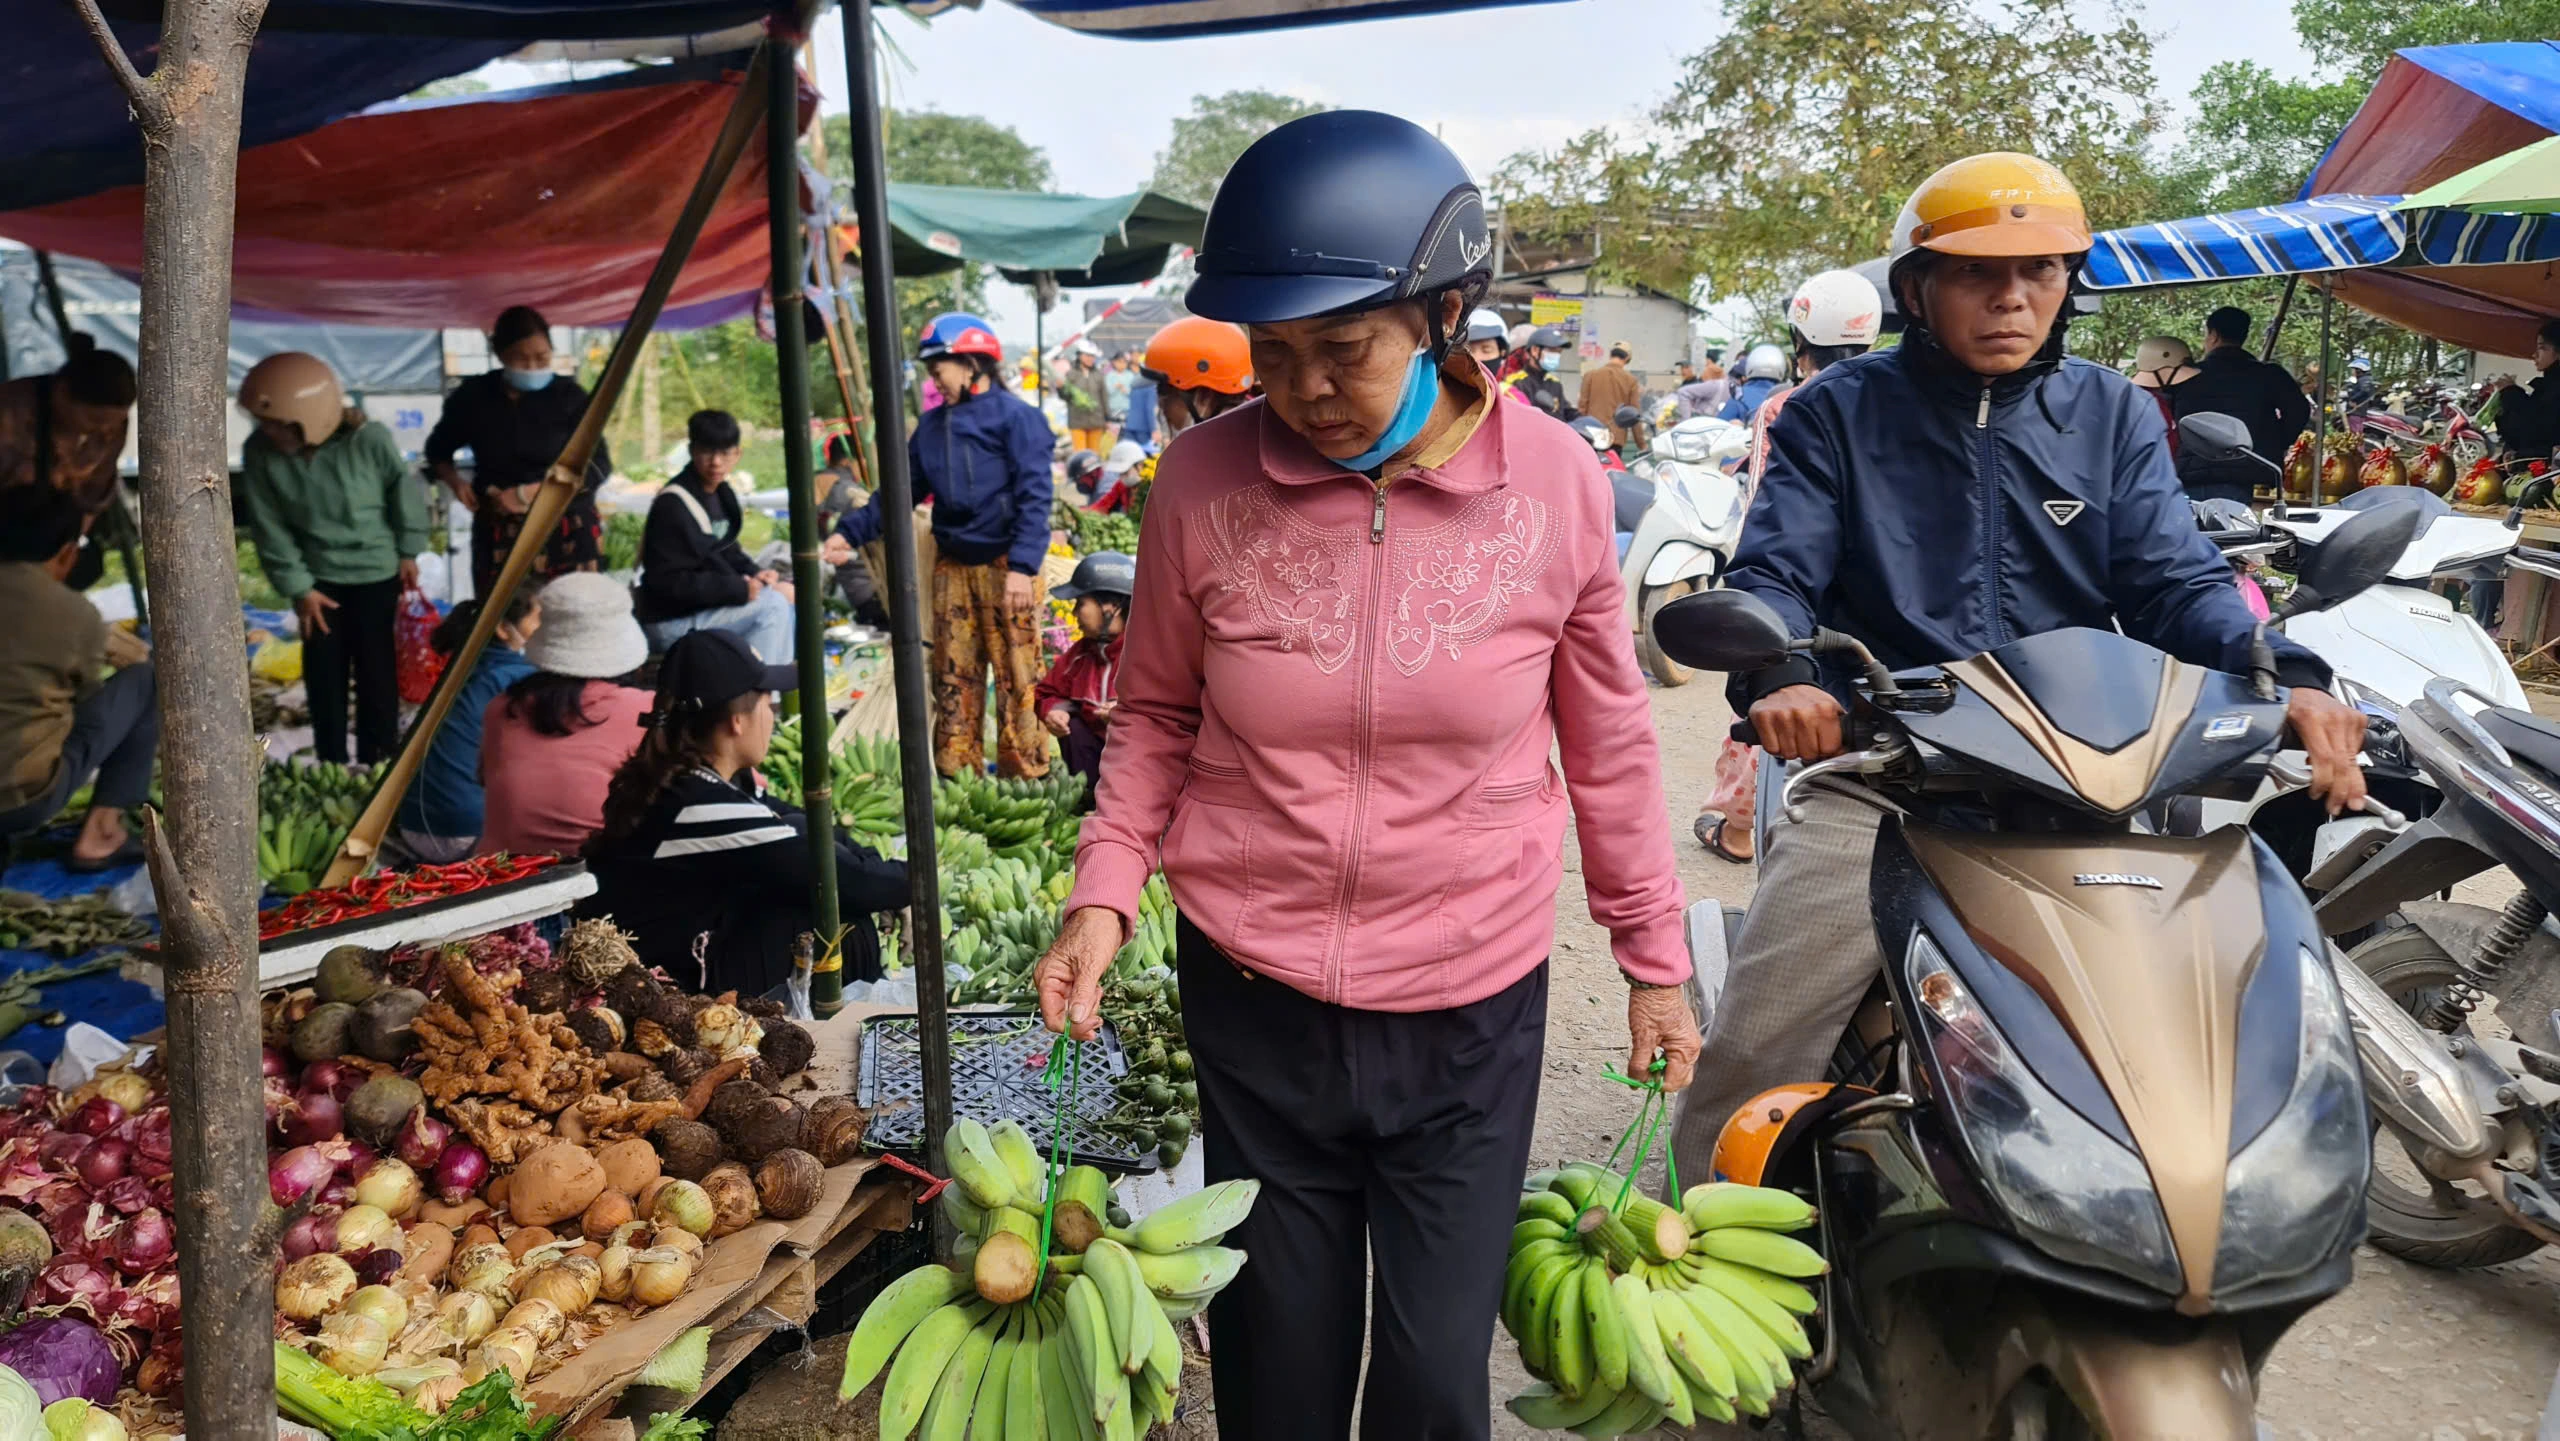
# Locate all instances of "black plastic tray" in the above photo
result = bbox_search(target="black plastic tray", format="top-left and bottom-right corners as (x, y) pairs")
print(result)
(857, 1010), (1154, 1175)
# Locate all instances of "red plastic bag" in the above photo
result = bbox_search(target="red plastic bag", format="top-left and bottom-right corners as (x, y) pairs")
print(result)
(395, 586), (446, 704)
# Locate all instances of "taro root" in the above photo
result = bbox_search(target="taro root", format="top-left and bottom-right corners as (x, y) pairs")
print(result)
(564, 1008), (624, 1056)
(515, 971), (571, 1017)
(725, 1097), (805, 1165)
(740, 996), (785, 1020)
(659, 1048), (719, 1087)
(745, 1057), (782, 1093)
(700, 1163), (761, 1237)
(601, 966), (662, 1020)
(625, 1074), (679, 1104)
(704, 1080), (770, 1138)
(756, 1019), (815, 1079)
(803, 1097), (868, 1167)
(754, 1149), (823, 1221)
(644, 993), (703, 1049)
(653, 1120), (723, 1181)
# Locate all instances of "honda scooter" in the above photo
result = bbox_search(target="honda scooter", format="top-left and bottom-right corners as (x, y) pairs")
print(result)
(1620, 415), (1750, 687)
(1650, 501), (2415, 1437)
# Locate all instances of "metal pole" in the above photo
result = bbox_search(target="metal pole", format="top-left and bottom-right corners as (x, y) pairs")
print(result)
(840, 0), (953, 1189)
(2262, 273), (2300, 362)
(2315, 281), (2334, 456)
(32, 252), (74, 346)
(766, 39), (844, 1005)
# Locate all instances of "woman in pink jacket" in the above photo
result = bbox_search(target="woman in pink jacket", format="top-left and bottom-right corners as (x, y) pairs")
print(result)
(1035, 112), (1698, 1438)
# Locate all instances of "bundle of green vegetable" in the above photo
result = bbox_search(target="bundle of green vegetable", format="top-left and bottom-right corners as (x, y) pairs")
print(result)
(258, 760), (386, 896)
(1072, 511), (1141, 557)
(0, 894), (146, 959)
(277, 1335), (714, 1439)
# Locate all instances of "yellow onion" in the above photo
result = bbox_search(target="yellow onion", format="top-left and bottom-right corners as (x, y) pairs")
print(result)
(341, 1284), (409, 1336)
(648, 1179), (713, 1237)
(514, 1255), (601, 1315)
(597, 1245), (635, 1304)
(413, 1374), (468, 1414)
(651, 1227), (705, 1265)
(627, 1247), (694, 1307)
(465, 1327), (542, 1385)
(608, 1221), (651, 1250)
(700, 1164), (760, 1238)
(333, 1203), (400, 1256)
(376, 1358), (462, 1397)
(498, 1296), (566, 1346)
(434, 1291), (499, 1347)
(448, 1243), (516, 1301)
(317, 1312), (393, 1376)
(278, 1253), (359, 1322)
(353, 1158), (424, 1220)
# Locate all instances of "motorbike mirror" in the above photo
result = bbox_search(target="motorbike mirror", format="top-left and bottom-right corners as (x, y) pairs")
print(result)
(1651, 588), (1794, 672)
(2279, 502), (2422, 618)
(2176, 412), (2255, 462)
(1613, 404), (1643, 430)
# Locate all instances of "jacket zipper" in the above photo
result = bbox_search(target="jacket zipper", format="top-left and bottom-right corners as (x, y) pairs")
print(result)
(1329, 476), (1393, 1001)
(1976, 381), (2005, 645)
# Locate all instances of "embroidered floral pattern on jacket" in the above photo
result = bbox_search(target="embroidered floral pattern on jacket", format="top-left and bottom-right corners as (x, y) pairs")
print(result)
(1201, 482), (1555, 675)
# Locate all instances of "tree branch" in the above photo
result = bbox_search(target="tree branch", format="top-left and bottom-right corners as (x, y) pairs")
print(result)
(68, 0), (167, 127)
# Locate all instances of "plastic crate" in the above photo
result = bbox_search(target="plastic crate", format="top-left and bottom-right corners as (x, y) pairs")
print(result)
(858, 1010), (1156, 1174)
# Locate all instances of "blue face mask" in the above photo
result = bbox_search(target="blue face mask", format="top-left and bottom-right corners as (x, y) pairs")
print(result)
(1336, 348), (1441, 472)
(502, 366), (555, 393)
(1537, 350), (1560, 372)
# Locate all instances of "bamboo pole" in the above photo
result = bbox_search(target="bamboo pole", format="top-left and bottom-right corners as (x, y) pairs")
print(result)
(67, 0), (273, 1428)
(838, 1), (954, 1185)
(323, 47), (775, 887)
(764, 39), (845, 1005)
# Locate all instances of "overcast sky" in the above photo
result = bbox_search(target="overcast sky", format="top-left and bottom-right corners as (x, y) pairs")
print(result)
(576, 0), (2323, 346)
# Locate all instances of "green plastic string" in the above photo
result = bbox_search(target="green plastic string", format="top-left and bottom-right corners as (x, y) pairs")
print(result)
(1600, 1057), (1677, 1209)
(1035, 1032), (1084, 1275)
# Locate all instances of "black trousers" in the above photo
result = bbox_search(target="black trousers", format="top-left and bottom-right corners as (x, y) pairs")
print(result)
(1180, 917), (1545, 1441)
(304, 576), (401, 765)
(1059, 713), (1105, 795)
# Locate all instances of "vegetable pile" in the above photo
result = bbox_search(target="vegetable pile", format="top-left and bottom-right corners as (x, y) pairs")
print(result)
(0, 893), (149, 959)
(259, 855), (557, 941)
(839, 1117), (1258, 1438)
(250, 923), (864, 1417)
(1071, 511), (1140, 558)
(1498, 1165), (1826, 1433)
(258, 760), (387, 897)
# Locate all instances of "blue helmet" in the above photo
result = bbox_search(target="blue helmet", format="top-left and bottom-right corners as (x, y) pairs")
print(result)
(1186, 110), (1491, 331)
(918, 312), (1002, 363)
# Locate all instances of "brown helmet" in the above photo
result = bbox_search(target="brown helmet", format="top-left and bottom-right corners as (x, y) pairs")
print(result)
(240, 352), (347, 448)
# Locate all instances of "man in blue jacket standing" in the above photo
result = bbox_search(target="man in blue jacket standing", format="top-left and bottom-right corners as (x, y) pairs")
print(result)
(825, 313), (1056, 777)
(1668, 153), (2374, 1185)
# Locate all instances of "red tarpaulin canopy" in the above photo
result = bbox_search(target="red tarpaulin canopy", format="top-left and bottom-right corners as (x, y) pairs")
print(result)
(2303, 43), (2560, 354)
(0, 55), (811, 330)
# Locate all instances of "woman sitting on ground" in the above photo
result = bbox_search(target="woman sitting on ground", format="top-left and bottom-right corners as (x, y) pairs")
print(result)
(579, 629), (908, 996)
(475, 573), (652, 858)
(394, 587), (540, 863)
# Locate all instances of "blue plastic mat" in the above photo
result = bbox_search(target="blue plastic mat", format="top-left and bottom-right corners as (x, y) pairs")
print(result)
(0, 848), (164, 1064)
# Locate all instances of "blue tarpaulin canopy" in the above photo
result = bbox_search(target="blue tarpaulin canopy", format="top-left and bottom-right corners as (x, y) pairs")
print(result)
(882, 183), (1206, 286)
(2080, 194), (2560, 291)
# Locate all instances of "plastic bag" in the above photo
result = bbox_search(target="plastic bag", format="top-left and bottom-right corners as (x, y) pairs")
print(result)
(394, 585), (446, 704)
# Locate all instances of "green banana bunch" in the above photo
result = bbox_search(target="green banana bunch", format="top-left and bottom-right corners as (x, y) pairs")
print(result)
(1498, 1171), (1824, 1428)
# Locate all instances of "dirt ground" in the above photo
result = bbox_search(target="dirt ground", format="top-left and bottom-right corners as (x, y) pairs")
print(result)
(1490, 677), (2560, 1440)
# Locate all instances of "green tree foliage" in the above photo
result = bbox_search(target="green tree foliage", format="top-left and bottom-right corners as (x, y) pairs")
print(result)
(1497, 0), (2171, 341)
(1148, 90), (1329, 209)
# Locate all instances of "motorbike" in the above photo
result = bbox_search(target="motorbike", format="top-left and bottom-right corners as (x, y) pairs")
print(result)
(1619, 414), (1751, 687)
(1650, 500), (2417, 1437)
(2307, 678), (2560, 1269)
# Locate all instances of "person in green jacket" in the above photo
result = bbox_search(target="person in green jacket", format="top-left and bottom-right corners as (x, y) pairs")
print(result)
(238, 352), (427, 765)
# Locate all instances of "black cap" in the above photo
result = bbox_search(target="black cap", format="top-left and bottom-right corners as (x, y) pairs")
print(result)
(650, 629), (794, 722)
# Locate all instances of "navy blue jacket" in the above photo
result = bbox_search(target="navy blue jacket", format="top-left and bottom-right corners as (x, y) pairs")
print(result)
(1719, 376), (1782, 423)
(1725, 337), (2329, 712)
(834, 385), (1055, 574)
(395, 644), (536, 839)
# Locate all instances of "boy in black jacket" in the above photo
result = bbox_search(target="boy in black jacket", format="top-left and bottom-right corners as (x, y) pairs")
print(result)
(634, 411), (795, 664)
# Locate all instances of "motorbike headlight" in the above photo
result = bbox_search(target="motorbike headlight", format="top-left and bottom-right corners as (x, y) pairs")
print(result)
(1666, 428), (1713, 465)
(1905, 933), (2184, 1294)
(2213, 947), (2370, 1291)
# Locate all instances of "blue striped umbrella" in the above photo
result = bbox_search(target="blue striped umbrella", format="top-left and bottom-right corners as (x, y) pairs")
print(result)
(2081, 194), (2560, 291)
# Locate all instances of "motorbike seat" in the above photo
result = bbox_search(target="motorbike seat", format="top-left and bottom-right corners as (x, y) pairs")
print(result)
(2480, 707), (2560, 780)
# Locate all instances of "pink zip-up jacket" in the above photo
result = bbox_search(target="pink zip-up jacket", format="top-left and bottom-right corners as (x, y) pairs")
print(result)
(1065, 364), (1690, 1011)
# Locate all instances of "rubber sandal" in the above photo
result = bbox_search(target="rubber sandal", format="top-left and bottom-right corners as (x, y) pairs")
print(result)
(63, 837), (145, 873)
(1692, 814), (1752, 866)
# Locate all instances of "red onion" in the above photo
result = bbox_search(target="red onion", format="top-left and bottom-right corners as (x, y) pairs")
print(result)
(115, 1208), (173, 1275)
(33, 1256), (116, 1309)
(393, 1107), (451, 1170)
(131, 1107), (172, 1178)
(317, 1178), (354, 1209)
(47, 1202), (117, 1264)
(268, 1145), (336, 1206)
(429, 1141), (488, 1204)
(278, 1090), (343, 1148)
(280, 1209), (338, 1261)
(350, 1248), (403, 1287)
(99, 1176), (153, 1216)
(333, 1139), (377, 1178)
(297, 1059), (357, 1102)
(136, 1337), (180, 1397)
(36, 1132), (87, 1171)
(27, 1178), (86, 1222)
(146, 1173), (173, 1211)
(260, 1046), (293, 1080)
(62, 1098), (122, 1138)
(111, 1285), (161, 1334)
(73, 1138), (130, 1192)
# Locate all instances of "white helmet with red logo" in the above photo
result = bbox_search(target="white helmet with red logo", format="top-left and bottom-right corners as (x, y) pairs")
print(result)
(1786, 269), (1883, 350)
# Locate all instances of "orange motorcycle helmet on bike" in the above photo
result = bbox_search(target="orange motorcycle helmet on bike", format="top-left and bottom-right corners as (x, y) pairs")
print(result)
(1140, 316), (1255, 395)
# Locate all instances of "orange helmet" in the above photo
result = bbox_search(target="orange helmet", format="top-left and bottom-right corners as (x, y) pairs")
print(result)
(1140, 316), (1254, 395)
(240, 352), (347, 447)
(1887, 152), (2092, 269)
(1709, 1081), (1871, 1186)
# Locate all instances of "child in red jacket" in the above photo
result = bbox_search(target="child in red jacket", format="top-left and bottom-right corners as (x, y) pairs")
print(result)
(1035, 551), (1131, 792)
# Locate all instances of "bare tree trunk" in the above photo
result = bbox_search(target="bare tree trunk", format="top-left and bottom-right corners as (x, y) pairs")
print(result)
(71, 0), (273, 1429)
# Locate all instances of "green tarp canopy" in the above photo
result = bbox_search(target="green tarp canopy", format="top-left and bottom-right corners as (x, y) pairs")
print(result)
(882, 183), (1207, 287)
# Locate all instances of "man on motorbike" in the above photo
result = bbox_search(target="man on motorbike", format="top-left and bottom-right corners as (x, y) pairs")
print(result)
(1668, 151), (2373, 1189)
(2342, 355), (2377, 412)
(1498, 324), (1578, 419)
(1716, 343), (1788, 422)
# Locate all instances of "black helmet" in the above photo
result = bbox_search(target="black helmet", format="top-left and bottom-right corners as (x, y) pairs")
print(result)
(1524, 325), (1572, 350)
(1065, 449), (1104, 491)
(1187, 111), (1491, 331)
(1053, 551), (1136, 602)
